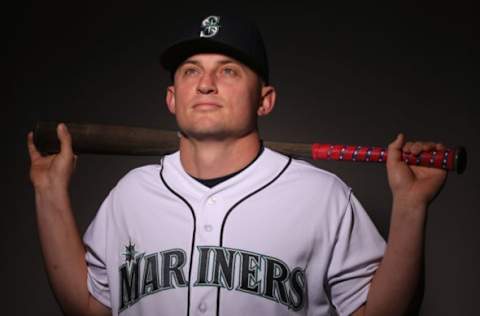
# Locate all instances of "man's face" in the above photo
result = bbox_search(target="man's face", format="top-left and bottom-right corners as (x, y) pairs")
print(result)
(166, 53), (275, 141)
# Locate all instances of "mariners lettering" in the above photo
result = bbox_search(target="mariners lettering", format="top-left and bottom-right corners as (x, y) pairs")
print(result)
(119, 245), (306, 313)
(119, 247), (187, 311)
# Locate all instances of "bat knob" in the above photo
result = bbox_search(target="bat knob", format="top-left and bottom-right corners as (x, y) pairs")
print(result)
(454, 146), (467, 174)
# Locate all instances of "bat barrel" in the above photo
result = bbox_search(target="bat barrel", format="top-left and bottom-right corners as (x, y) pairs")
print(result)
(33, 121), (180, 156)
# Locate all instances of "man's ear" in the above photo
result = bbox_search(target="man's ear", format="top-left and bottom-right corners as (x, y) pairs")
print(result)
(257, 85), (276, 116)
(166, 85), (176, 114)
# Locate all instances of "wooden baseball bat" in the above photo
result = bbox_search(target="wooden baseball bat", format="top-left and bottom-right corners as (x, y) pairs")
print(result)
(33, 121), (467, 174)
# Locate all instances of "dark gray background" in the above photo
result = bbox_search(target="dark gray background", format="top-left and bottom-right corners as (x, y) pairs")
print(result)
(8, 2), (477, 315)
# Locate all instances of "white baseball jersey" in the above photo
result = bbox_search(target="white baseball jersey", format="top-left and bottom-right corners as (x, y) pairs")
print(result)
(83, 148), (386, 316)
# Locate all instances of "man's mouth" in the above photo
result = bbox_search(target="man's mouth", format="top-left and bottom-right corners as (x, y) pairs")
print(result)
(193, 102), (222, 110)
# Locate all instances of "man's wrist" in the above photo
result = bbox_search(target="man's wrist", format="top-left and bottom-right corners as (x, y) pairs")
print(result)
(35, 188), (71, 211)
(391, 197), (428, 223)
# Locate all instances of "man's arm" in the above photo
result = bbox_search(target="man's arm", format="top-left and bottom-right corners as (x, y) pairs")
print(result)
(28, 123), (110, 316)
(351, 134), (447, 316)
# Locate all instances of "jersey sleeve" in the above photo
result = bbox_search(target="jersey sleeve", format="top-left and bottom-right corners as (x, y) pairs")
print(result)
(83, 190), (114, 308)
(327, 190), (386, 316)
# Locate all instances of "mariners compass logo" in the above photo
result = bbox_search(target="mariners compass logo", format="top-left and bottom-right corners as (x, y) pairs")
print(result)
(123, 241), (142, 265)
(200, 15), (221, 38)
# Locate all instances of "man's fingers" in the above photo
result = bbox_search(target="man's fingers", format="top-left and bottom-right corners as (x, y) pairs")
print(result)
(27, 131), (42, 161)
(403, 141), (413, 153)
(410, 143), (423, 155)
(57, 123), (73, 156)
(403, 141), (445, 155)
(421, 142), (434, 151)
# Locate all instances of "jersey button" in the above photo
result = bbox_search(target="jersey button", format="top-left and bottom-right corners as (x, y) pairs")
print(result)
(198, 302), (207, 313)
(204, 224), (213, 232)
(207, 196), (217, 205)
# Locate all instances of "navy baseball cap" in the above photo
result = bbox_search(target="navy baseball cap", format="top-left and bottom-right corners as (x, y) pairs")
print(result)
(160, 14), (269, 84)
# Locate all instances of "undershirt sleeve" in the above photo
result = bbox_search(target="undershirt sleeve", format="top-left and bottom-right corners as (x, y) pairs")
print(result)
(327, 190), (386, 316)
(83, 191), (114, 308)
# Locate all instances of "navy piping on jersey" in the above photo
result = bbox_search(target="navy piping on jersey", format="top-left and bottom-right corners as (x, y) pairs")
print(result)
(159, 159), (196, 316)
(191, 143), (265, 188)
(159, 154), (292, 316)
(216, 156), (292, 316)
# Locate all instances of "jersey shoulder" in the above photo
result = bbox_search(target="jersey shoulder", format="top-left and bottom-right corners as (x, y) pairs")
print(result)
(113, 163), (163, 193)
(268, 149), (356, 222)
(282, 153), (352, 194)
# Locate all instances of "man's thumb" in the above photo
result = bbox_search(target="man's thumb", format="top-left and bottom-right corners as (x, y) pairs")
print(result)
(57, 123), (73, 155)
(387, 133), (405, 164)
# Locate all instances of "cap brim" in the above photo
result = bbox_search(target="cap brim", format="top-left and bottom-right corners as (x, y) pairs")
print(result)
(160, 38), (266, 83)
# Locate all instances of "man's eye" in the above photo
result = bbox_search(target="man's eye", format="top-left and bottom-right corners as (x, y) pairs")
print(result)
(222, 67), (237, 76)
(183, 68), (199, 75)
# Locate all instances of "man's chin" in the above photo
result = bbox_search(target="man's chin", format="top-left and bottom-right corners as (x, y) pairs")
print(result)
(180, 128), (231, 141)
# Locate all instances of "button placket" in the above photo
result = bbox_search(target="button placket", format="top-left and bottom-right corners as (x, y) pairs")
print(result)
(190, 195), (218, 316)
(202, 194), (220, 235)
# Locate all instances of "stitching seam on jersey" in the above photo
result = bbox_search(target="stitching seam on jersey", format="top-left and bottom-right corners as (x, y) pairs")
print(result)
(216, 156), (292, 316)
(159, 159), (196, 316)
(322, 188), (354, 312)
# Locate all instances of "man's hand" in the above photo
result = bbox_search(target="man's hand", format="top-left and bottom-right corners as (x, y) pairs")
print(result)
(386, 133), (447, 210)
(28, 123), (77, 191)
(28, 124), (111, 316)
(361, 134), (448, 316)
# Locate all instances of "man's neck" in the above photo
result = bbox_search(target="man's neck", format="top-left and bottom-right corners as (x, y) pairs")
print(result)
(179, 132), (261, 180)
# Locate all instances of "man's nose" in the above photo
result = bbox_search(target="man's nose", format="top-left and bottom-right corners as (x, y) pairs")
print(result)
(197, 72), (217, 94)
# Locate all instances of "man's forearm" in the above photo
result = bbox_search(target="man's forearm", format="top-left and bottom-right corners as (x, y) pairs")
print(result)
(35, 188), (92, 316)
(363, 199), (427, 316)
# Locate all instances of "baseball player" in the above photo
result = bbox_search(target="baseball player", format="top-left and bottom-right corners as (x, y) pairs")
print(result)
(28, 14), (447, 316)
